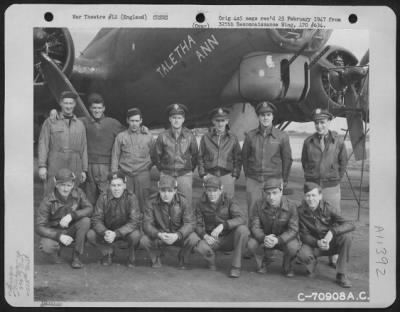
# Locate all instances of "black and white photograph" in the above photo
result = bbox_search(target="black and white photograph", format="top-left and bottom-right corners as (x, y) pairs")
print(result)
(4, 4), (396, 307)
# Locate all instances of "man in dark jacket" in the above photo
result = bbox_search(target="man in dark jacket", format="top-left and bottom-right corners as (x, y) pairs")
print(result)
(297, 182), (355, 288)
(247, 178), (300, 277)
(36, 168), (93, 269)
(194, 176), (249, 278)
(153, 103), (198, 207)
(301, 108), (348, 267)
(86, 172), (142, 267)
(198, 107), (242, 199)
(140, 175), (202, 269)
(301, 108), (348, 214)
(242, 101), (292, 222)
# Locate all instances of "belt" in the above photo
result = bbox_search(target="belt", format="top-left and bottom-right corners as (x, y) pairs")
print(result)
(58, 148), (80, 153)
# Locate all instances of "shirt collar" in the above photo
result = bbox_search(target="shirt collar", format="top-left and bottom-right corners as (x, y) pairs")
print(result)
(57, 112), (77, 121)
(257, 125), (276, 138)
(169, 127), (188, 138)
(211, 127), (229, 137)
(312, 131), (336, 143)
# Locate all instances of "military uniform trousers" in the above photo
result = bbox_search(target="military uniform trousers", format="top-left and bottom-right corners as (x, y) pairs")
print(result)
(125, 171), (152, 213)
(245, 177), (267, 224)
(321, 184), (341, 214)
(196, 225), (250, 269)
(39, 217), (91, 256)
(140, 232), (200, 264)
(297, 232), (352, 275)
(247, 237), (301, 272)
(86, 229), (142, 261)
(86, 163), (110, 205)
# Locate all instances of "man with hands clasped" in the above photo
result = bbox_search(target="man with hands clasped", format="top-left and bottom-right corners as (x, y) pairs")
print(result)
(297, 182), (355, 288)
(194, 176), (249, 278)
(86, 172), (142, 268)
(36, 168), (93, 269)
(140, 175), (202, 269)
(247, 178), (301, 277)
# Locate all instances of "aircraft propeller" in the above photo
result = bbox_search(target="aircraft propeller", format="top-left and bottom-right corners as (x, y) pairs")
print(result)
(34, 28), (91, 119)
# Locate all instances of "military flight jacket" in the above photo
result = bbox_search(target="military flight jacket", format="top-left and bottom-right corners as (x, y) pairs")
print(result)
(242, 126), (292, 182)
(36, 188), (93, 241)
(251, 196), (299, 246)
(195, 192), (245, 239)
(301, 131), (348, 188)
(198, 128), (242, 179)
(143, 193), (195, 241)
(153, 127), (198, 177)
(297, 199), (355, 248)
(91, 190), (141, 238)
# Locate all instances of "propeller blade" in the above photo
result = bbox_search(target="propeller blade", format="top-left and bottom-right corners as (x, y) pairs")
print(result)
(346, 112), (366, 161)
(39, 51), (91, 119)
(345, 86), (367, 161)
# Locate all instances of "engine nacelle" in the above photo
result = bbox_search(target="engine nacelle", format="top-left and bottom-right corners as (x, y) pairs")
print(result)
(220, 52), (310, 104)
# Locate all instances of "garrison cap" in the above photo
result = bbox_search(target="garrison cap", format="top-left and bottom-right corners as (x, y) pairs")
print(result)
(60, 91), (78, 100)
(127, 107), (142, 118)
(166, 103), (188, 116)
(255, 101), (277, 114)
(263, 178), (283, 190)
(54, 168), (76, 184)
(107, 171), (127, 183)
(210, 107), (230, 119)
(311, 108), (333, 121)
(303, 182), (322, 194)
(158, 175), (178, 189)
(204, 176), (222, 189)
(88, 93), (104, 105)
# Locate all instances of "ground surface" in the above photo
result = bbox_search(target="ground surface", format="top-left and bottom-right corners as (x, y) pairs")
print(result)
(33, 134), (370, 304)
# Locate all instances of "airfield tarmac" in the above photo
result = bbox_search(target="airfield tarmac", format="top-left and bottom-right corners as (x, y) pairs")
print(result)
(33, 132), (369, 303)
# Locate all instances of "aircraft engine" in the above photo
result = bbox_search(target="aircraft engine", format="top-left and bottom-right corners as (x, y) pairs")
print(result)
(34, 28), (75, 96)
(304, 46), (369, 160)
(221, 52), (310, 104)
(33, 27), (91, 121)
(304, 45), (368, 116)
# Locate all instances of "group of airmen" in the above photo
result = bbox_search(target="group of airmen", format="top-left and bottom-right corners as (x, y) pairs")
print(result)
(36, 90), (355, 289)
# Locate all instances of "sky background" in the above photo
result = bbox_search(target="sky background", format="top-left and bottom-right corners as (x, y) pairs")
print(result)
(70, 28), (369, 134)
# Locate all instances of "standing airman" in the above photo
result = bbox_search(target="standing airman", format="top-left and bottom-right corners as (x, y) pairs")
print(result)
(198, 107), (242, 199)
(38, 91), (88, 195)
(153, 103), (198, 207)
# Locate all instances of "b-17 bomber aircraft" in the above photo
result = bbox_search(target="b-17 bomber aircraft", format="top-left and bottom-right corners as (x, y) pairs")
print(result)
(33, 27), (369, 160)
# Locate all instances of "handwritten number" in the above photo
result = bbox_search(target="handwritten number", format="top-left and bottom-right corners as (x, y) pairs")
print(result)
(376, 248), (387, 255)
(376, 268), (386, 278)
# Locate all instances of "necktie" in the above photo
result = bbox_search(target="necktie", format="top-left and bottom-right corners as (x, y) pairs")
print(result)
(320, 135), (325, 151)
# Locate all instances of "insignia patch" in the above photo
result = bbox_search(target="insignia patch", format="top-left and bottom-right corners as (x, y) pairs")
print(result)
(315, 108), (321, 114)
(174, 104), (179, 110)
(218, 108), (223, 114)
